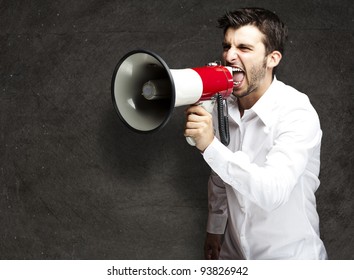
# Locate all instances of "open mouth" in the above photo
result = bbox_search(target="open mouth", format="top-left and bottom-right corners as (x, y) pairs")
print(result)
(232, 67), (245, 87)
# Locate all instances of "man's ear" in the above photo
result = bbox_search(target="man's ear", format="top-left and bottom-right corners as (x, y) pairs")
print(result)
(267, 50), (282, 69)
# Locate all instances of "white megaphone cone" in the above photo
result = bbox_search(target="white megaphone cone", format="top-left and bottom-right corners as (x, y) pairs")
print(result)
(111, 50), (233, 146)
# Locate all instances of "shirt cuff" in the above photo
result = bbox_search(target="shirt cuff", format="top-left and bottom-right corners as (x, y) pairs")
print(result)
(203, 137), (236, 169)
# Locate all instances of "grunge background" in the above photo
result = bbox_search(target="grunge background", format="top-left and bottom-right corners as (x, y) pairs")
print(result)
(1, 0), (353, 259)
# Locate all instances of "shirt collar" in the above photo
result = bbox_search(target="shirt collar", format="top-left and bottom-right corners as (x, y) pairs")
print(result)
(248, 77), (280, 128)
(227, 77), (280, 127)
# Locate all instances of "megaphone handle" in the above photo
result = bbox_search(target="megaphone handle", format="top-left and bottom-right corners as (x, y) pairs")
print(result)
(185, 100), (216, 146)
(186, 136), (197, 146)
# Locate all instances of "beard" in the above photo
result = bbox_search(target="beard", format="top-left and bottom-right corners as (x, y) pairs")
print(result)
(234, 57), (268, 98)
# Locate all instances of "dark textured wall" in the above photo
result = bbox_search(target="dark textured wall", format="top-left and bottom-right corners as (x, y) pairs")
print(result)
(0, 0), (353, 259)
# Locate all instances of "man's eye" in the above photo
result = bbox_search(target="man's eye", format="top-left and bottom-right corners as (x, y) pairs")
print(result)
(222, 45), (231, 51)
(239, 46), (252, 51)
(222, 44), (231, 51)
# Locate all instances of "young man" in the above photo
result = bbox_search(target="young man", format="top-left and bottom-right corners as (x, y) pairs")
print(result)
(185, 8), (327, 259)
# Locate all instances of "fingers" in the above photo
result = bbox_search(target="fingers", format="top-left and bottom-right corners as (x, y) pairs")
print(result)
(184, 105), (214, 151)
(184, 106), (212, 130)
(205, 248), (212, 260)
(204, 233), (222, 260)
(185, 105), (211, 117)
(185, 115), (209, 129)
(204, 247), (219, 260)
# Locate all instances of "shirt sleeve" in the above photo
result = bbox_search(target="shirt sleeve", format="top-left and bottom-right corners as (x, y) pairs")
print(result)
(206, 170), (228, 234)
(203, 104), (322, 212)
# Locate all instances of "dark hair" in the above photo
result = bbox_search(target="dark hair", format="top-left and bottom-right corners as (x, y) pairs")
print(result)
(218, 7), (288, 55)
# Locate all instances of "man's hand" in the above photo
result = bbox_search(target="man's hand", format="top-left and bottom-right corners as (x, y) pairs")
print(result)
(184, 105), (214, 152)
(204, 233), (222, 260)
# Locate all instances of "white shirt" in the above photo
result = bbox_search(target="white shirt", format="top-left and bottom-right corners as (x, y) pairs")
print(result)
(203, 78), (327, 260)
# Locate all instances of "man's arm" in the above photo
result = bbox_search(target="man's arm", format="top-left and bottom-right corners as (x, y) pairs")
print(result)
(185, 100), (322, 212)
(203, 105), (321, 211)
(205, 170), (228, 259)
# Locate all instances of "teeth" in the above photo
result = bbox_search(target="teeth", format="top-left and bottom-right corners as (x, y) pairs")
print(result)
(232, 67), (243, 72)
(232, 67), (244, 86)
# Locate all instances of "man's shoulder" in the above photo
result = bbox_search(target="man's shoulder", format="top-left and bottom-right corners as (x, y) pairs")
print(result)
(273, 79), (313, 108)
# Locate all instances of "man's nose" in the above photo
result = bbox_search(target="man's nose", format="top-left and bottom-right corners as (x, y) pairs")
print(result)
(225, 48), (238, 63)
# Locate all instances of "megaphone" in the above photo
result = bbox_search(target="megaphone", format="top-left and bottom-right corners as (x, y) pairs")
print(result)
(111, 49), (233, 146)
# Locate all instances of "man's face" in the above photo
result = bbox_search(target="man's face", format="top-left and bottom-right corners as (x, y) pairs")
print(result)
(222, 25), (270, 98)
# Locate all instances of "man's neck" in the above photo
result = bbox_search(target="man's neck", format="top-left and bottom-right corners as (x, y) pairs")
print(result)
(238, 76), (274, 117)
